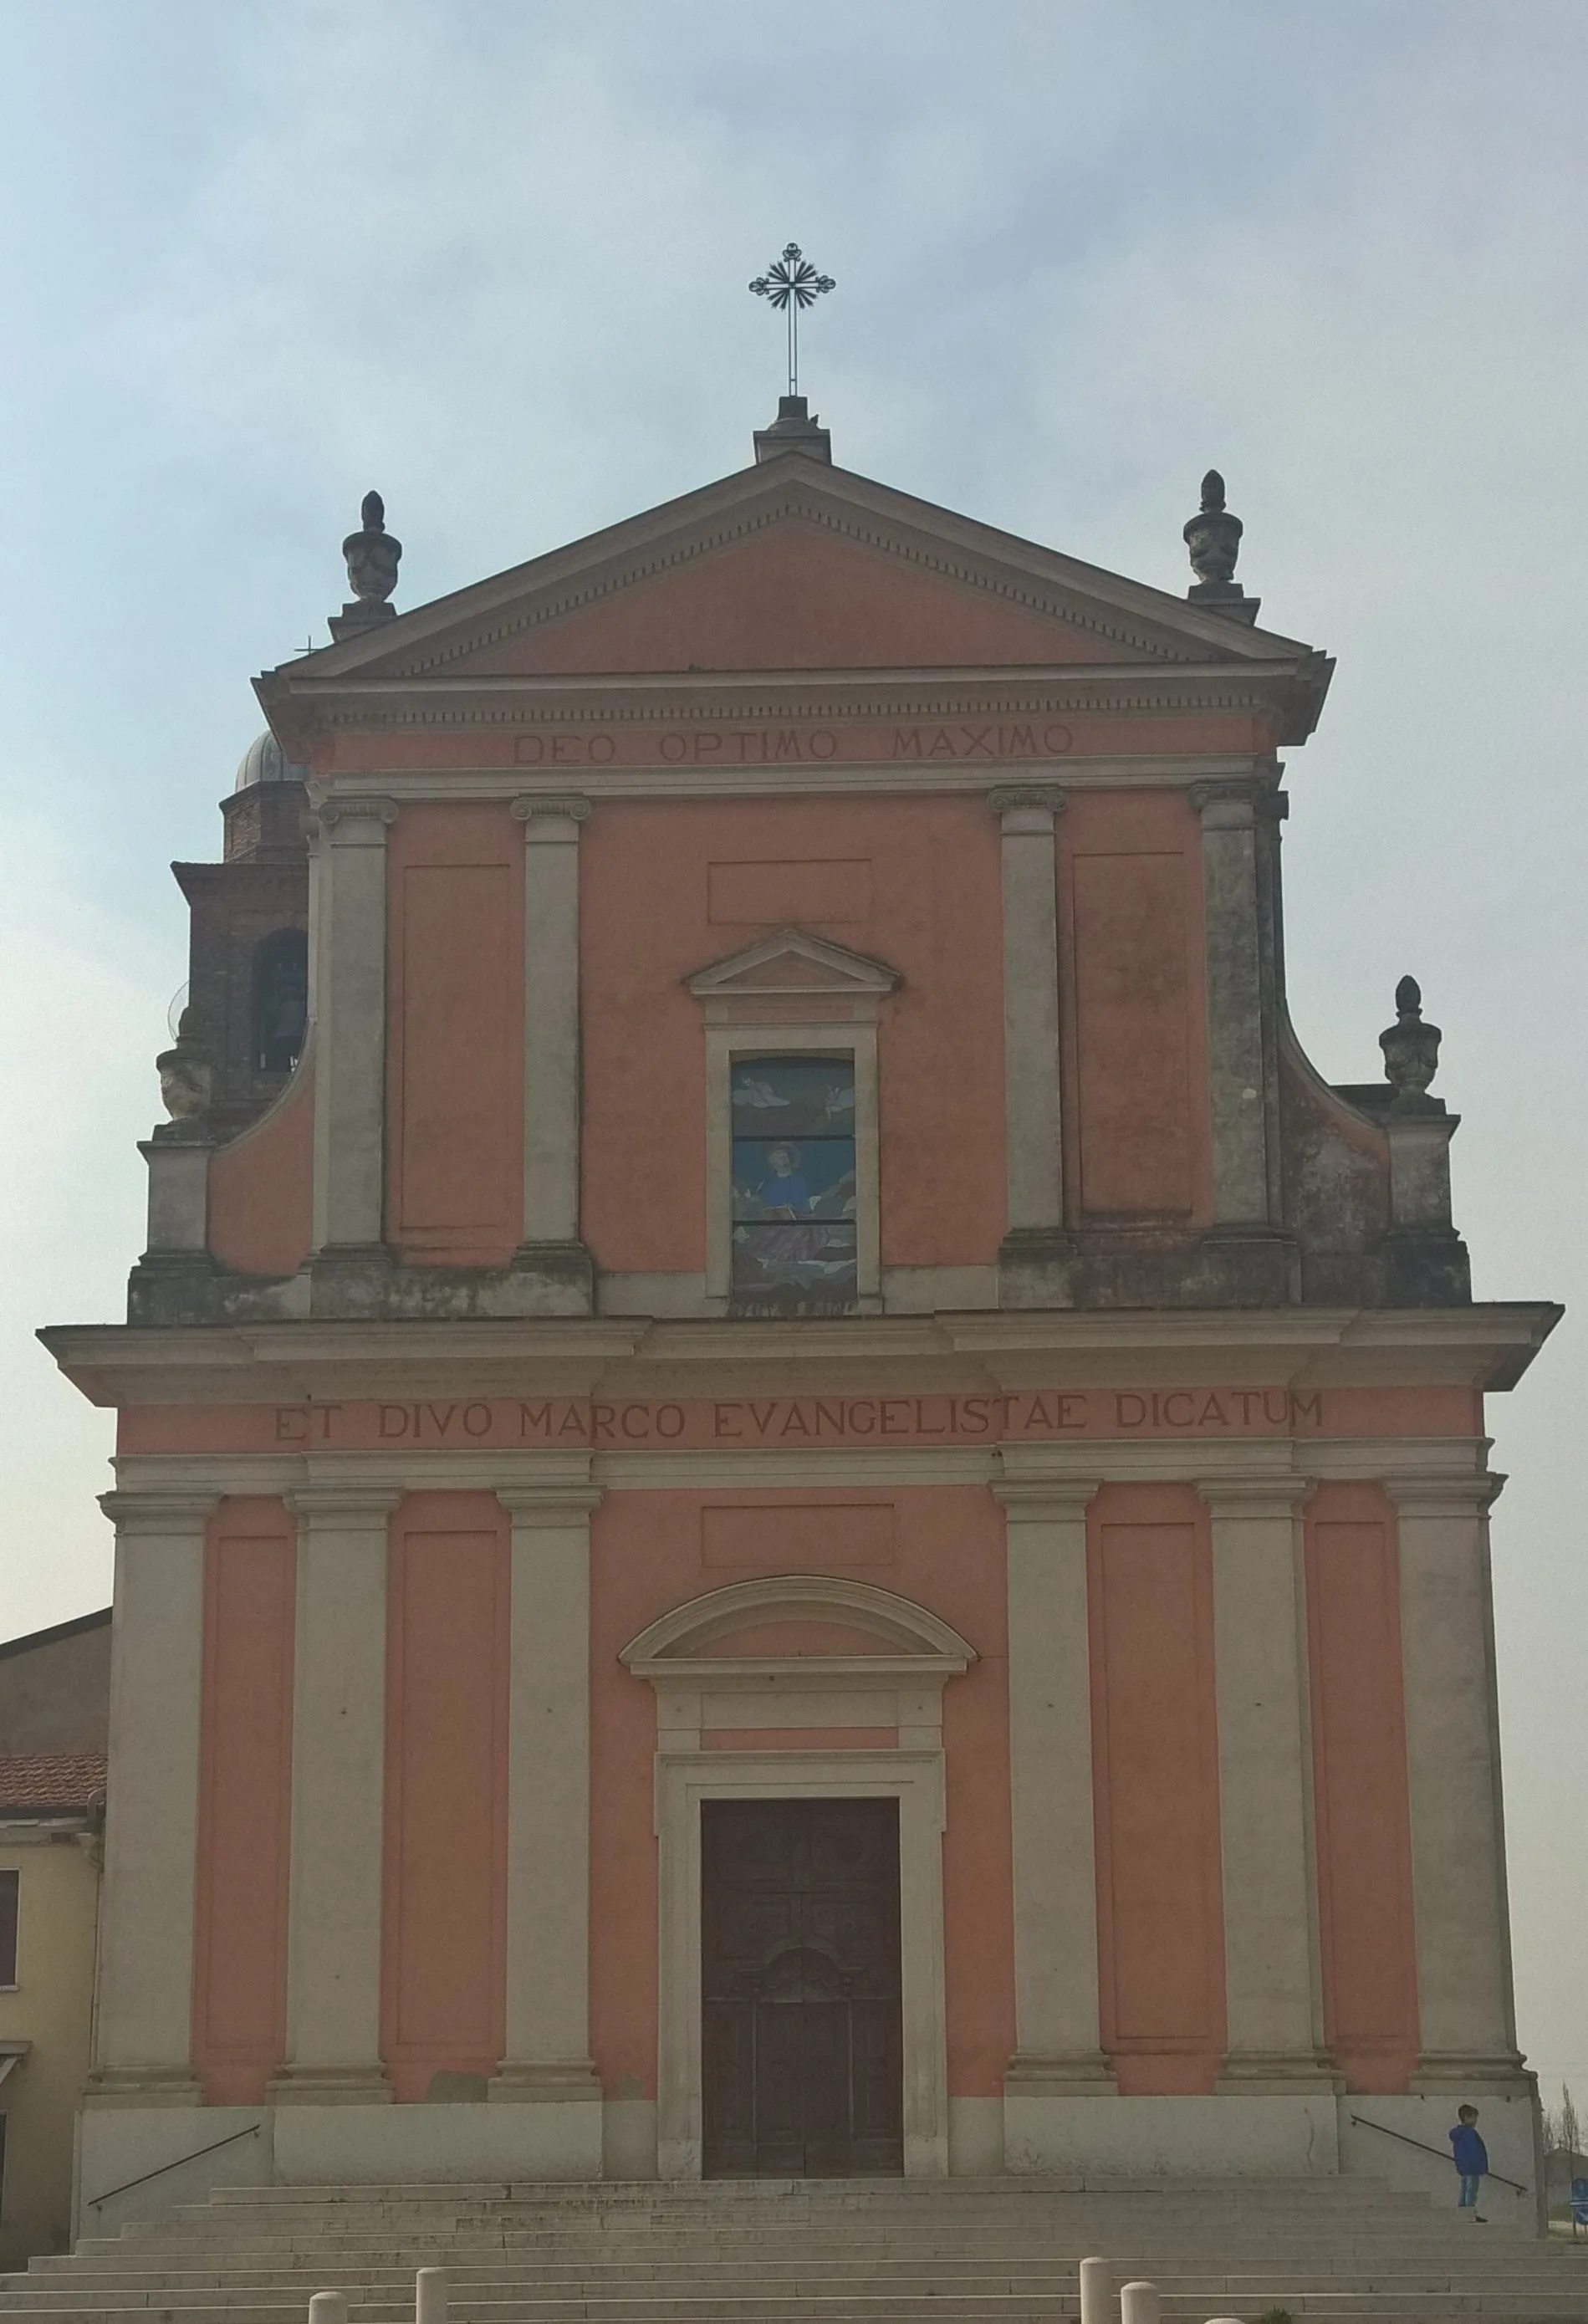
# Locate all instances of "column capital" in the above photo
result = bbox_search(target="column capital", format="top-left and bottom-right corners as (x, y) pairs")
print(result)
(988, 783), (1066, 825)
(994, 1479), (1100, 1519)
(285, 1486), (402, 1525)
(1196, 1474), (1313, 1520)
(497, 1484), (604, 1525)
(1189, 776), (1260, 825)
(1384, 1471), (1504, 1519)
(513, 792), (591, 831)
(316, 795), (398, 840)
(99, 1489), (219, 1534)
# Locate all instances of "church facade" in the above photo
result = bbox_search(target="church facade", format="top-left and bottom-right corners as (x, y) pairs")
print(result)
(44, 402), (1557, 2226)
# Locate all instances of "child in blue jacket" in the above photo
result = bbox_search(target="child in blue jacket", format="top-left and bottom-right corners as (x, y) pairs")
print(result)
(1450, 2104), (1488, 2219)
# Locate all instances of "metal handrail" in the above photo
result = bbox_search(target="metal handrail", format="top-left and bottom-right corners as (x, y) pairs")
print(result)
(1348, 2109), (1528, 2194)
(87, 2120), (262, 2209)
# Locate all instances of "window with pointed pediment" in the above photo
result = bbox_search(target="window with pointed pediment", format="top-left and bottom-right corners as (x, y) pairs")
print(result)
(686, 927), (900, 1315)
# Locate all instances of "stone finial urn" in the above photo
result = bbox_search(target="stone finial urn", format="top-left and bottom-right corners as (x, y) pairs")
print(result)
(342, 490), (402, 613)
(1379, 974), (1442, 1109)
(1184, 469), (1243, 590)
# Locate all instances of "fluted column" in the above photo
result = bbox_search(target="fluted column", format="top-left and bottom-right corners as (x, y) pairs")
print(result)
(310, 797), (397, 1257)
(1202, 1477), (1335, 2090)
(491, 1479), (604, 2112)
(1389, 1474), (1527, 2088)
(988, 786), (1066, 1243)
(89, 1489), (217, 2102)
(273, 1487), (400, 2102)
(997, 1472), (1114, 2096)
(512, 794), (594, 1311)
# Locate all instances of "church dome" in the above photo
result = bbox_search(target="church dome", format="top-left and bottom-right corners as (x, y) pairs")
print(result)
(234, 729), (310, 791)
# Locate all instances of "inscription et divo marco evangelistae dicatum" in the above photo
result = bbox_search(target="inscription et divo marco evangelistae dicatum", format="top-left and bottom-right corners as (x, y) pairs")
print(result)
(253, 1387), (1371, 1450)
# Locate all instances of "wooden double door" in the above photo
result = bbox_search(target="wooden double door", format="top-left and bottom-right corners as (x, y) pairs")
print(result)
(701, 1797), (903, 2177)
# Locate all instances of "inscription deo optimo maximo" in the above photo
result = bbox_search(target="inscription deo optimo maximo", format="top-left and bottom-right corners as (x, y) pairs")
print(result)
(512, 722), (1075, 768)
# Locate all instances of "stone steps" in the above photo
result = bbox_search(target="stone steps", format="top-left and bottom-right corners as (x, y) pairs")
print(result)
(1, 2296), (1576, 2317)
(3, 2178), (1580, 2324)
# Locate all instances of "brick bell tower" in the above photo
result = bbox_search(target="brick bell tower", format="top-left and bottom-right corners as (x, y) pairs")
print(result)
(42, 415), (1556, 2224)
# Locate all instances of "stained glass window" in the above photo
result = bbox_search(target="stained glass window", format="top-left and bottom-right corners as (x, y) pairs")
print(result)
(730, 1055), (856, 1306)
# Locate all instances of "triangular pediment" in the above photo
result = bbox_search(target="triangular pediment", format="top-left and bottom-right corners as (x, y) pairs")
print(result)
(685, 927), (900, 1001)
(268, 453), (1317, 695)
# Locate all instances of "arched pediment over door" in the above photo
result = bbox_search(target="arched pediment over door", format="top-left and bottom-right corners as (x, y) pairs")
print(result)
(619, 1572), (977, 1754)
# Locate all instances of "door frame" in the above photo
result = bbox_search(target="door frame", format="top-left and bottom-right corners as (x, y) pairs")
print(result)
(656, 1751), (949, 2179)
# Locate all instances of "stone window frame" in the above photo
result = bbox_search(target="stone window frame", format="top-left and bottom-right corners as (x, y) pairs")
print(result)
(684, 928), (900, 1313)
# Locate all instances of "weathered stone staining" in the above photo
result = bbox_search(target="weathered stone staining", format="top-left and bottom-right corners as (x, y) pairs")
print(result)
(45, 409), (1559, 2222)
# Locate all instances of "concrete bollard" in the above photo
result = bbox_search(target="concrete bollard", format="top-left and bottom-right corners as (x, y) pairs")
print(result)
(307, 2298), (348, 2324)
(1080, 2255), (1114, 2324)
(416, 2266), (449, 2324)
(1120, 2281), (1161, 2324)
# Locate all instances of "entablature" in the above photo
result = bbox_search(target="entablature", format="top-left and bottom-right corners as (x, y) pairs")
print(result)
(41, 1300), (1560, 1410)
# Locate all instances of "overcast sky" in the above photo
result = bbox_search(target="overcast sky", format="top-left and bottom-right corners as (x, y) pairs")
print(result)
(2, 0), (1584, 2105)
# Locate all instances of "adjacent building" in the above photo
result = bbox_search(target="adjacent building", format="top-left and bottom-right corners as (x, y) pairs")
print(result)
(42, 403), (1557, 2227)
(0, 1614), (110, 2264)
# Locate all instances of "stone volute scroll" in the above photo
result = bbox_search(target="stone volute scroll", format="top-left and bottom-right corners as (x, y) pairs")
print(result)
(329, 491), (402, 641)
(1184, 470), (1259, 625)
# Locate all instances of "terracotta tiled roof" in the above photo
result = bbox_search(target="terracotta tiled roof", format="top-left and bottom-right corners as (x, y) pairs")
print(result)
(0, 1754), (107, 1811)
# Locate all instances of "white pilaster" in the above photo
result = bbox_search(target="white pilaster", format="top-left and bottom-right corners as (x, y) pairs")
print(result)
(89, 1490), (217, 2102)
(513, 794), (590, 1253)
(273, 1487), (400, 2102)
(988, 786), (1065, 1238)
(996, 1471), (1113, 2095)
(310, 797), (396, 1254)
(1191, 781), (1271, 1228)
(1389, 1474), (1527, 2089)
(1201, 1478), (1335, 2091)
(491, 1478), (604, 2109)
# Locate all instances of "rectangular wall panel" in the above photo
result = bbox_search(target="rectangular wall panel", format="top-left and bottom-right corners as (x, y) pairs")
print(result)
(191, 1504), (296, 2103)
(1071, 852), (1194, 1218)
(382, 1500), (509, 2098)
(1305, 1485), (1421, 2090)
(707, 858), (874, 925)
(1090, 1486), (1226, 2091)
(394, 859), (515, 1244)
